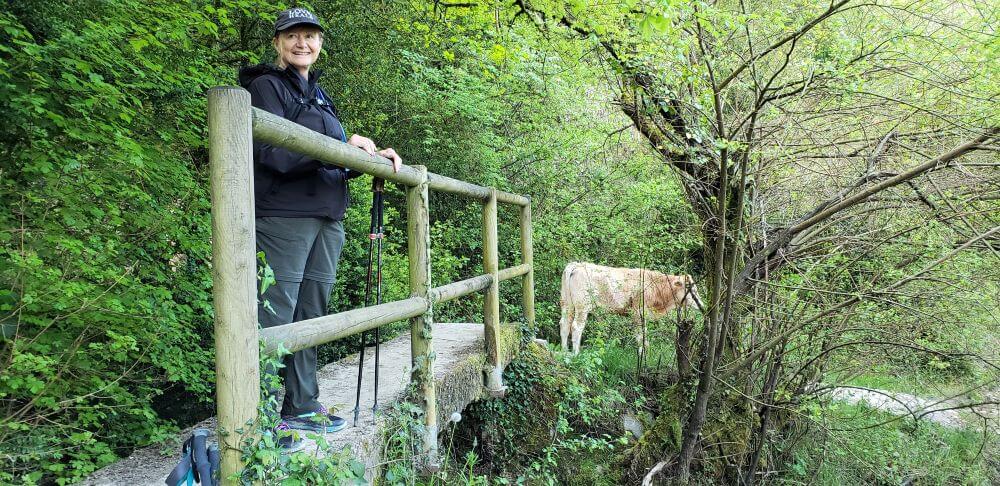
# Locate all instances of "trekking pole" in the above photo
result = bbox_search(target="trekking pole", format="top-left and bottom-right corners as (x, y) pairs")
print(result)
(353, 179), (382, 426)
(372, 178), (385, 415)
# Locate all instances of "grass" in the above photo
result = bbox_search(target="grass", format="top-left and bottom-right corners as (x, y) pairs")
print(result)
(783, 402), (997, 485)
(553, 314), (998, 484)
(575, 314), (682, 385)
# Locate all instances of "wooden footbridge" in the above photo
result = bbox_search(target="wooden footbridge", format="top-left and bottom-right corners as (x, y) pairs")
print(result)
(86, 87), (535, 484)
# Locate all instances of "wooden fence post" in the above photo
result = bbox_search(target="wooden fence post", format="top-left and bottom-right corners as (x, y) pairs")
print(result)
(520, 201), (535, 330)
(483, 189), (506, 395)
(407, 166), (438, 467)
(208, 87), (259, 483)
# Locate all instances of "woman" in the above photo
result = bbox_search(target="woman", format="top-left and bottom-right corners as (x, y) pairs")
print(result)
(238, 7), (402, 451)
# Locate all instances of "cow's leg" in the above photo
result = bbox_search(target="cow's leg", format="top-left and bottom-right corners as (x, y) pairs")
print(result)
(633, 330), (650, 369)
(559, 304), (573, 352)
(571, 309), (588, 355)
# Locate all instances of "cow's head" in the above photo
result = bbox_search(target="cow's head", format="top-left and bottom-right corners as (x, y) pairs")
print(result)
(676, 274), (704, 312)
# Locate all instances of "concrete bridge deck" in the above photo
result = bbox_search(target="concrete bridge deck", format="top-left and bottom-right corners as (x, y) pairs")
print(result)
(85, 322), (519, 485)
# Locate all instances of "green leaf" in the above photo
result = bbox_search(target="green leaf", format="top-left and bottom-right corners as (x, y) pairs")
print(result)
(129, 38), (149, 52)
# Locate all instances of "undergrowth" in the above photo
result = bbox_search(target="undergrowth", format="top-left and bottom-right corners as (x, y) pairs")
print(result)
(232, 343), (367, 485)
(781, 402), (997, 485)
(445, 341), (633, 485)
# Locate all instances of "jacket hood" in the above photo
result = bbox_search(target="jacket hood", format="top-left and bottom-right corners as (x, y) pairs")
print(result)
(238, 63), (283, 88)
(239, 64), (324, 95)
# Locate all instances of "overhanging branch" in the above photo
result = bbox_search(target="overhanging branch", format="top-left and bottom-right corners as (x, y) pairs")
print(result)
(734, 127), (999, 297)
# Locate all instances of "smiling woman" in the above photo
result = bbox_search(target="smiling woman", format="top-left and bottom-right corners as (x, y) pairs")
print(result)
(235, 7), (404, 453)
(274, 26), (323, 78)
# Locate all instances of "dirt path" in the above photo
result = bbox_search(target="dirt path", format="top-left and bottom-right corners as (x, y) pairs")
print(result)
(828, 386), (999, 431)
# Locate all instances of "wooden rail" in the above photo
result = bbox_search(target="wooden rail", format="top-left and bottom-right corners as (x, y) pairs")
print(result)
(207, 87), (535, 482)
(252, 109), (529, 205)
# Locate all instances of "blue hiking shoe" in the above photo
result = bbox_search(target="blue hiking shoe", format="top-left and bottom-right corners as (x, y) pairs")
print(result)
(283, 405), (347, 433)
(270, 421), (304, 454)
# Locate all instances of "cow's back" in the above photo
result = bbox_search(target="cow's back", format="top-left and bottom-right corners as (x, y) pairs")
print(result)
(564, 262), (640, 313)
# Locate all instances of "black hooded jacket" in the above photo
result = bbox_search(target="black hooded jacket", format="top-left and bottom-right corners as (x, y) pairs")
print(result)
(238, 64), (360, 220)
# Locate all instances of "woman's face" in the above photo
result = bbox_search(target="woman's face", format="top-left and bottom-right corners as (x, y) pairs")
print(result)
(273, 26), (323, 74)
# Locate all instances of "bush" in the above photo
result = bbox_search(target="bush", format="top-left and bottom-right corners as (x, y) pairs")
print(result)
(783, 402), (997, 484)
(0, 1), (271, 481)
(453, 342), (631, 484)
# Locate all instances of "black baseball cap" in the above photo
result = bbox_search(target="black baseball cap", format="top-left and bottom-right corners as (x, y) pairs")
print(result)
(274, 8), (324, 34)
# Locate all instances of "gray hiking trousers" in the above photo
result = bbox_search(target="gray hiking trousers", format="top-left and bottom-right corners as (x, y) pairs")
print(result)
(256, 216), (345, 417)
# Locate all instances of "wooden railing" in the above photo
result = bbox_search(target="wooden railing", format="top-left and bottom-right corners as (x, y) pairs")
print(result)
(207, 87), (535, 481)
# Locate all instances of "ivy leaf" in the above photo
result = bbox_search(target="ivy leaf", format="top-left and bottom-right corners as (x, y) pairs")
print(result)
(129, 38), (149, 52)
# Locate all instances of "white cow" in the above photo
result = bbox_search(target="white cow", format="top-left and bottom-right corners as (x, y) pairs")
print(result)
(559, 262), (704, 354)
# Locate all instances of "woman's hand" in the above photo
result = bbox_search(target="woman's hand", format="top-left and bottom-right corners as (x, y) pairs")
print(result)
(348, 134), (403, 173)
(378, 148), (402, 173)
(347, 134), (377, 156)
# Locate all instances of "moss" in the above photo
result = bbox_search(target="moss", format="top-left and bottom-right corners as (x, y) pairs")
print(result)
(495, 321), (522, 365)
(436, 322), (522, 421)
(453, 342), (564, 475)
(564, 452), (624, 485)
(627, 384), (685, 478)
(625, 382), (757, 483)
(436, 351), (488, 421)
(453, 341), (630, 482)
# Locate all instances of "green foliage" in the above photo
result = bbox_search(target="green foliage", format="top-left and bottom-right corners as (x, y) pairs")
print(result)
(454, 343), (631, 484)
(310, 0), (703, 363)
(236, 344), (367, 485)
(6, 0), (993, 483)
(0, 1), (280, 482)
(377, 392), (492, 485)
(784, 402), (997, 485)
(1, 0), (684, 481)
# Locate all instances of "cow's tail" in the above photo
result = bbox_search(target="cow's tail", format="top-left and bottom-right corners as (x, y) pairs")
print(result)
(560, 262), (580, 308)
(559, 262), (581, 352)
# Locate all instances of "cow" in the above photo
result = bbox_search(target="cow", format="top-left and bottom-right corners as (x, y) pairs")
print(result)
(559, 262), (704, 355)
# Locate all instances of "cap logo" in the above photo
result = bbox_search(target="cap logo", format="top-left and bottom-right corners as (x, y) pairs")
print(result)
(287, 8), (314, 20)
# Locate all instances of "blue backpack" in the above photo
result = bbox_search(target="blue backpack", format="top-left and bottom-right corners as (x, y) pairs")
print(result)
(164, 428), (219, 486)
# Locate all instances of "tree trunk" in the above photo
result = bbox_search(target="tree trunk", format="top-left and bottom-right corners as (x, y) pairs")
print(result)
(675, 318), (694, 383)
